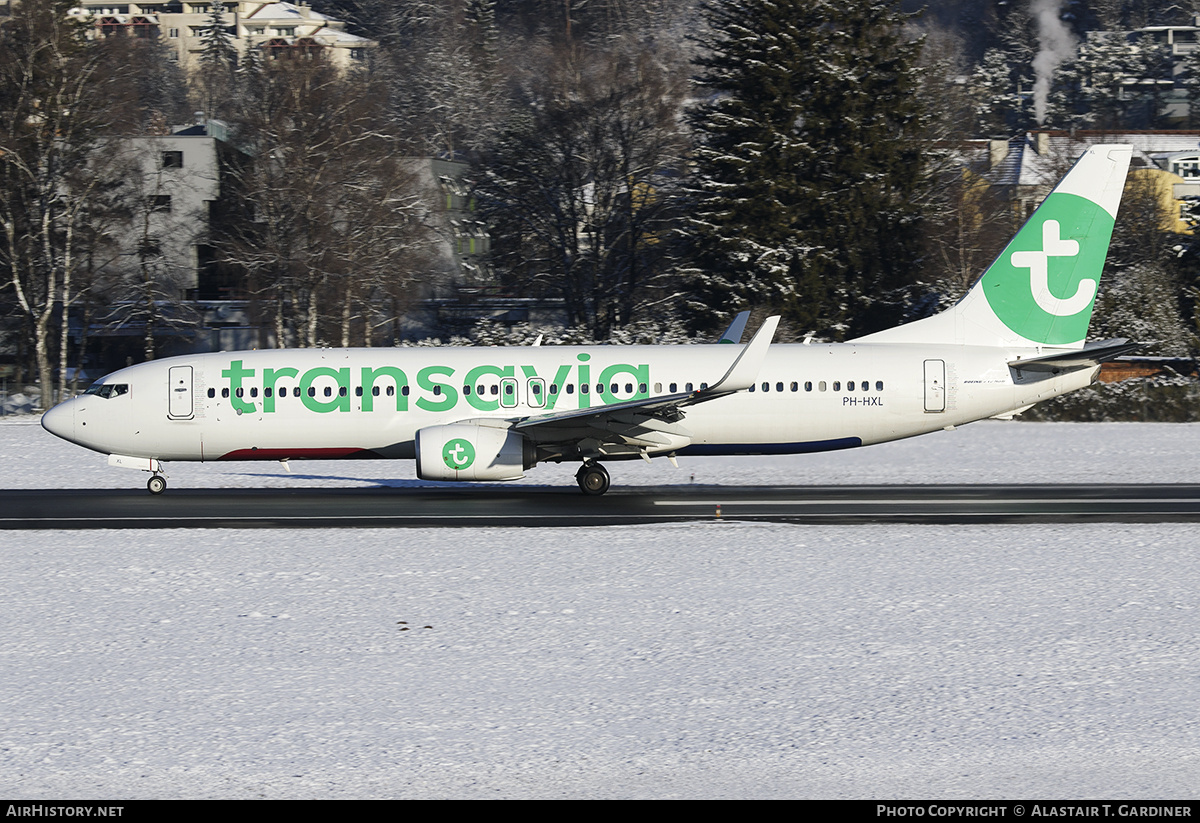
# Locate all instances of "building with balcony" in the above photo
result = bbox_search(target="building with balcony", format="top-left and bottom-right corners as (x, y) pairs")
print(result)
(69, 1), (375, 73)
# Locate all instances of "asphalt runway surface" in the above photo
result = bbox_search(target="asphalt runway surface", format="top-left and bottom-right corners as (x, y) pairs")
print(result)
(5, 484), (1200, 528)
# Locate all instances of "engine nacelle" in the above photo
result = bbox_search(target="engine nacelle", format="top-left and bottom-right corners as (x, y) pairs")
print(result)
(415, 422), (534, 482)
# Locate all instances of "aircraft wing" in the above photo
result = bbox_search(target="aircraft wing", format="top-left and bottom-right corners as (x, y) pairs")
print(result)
(512, 316), (780, 455)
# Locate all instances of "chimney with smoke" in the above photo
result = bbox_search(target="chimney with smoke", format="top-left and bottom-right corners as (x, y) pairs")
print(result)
(1032, 0), (1076, 125)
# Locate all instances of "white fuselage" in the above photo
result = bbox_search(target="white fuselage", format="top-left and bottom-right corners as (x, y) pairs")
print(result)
(41, 342), (1095, 467)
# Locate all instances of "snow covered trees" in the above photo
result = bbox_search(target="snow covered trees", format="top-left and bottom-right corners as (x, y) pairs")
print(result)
(0, 0), (125, 408)
(684, 0), (928, 339)
(220, 57), (433, 348)
(196, 2), (238, 120)
(474, 44), (689, 340)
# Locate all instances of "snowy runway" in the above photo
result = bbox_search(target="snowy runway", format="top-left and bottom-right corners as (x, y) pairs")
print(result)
(3, 419), (1200, 797)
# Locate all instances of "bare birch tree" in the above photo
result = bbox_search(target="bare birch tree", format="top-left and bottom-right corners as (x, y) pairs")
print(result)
(0, 0), (120, 407)
(222, 55), (433, 347)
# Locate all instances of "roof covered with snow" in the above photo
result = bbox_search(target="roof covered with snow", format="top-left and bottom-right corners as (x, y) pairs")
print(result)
(243, 2), (333, 22)
(1018, 131), (1200, 187)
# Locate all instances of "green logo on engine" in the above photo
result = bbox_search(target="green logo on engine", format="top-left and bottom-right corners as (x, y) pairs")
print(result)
(981, 192), (1115, 345)
(442, 438), (475, 470)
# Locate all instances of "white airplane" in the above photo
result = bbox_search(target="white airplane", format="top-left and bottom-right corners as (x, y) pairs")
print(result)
(42, 144), (1135, 496)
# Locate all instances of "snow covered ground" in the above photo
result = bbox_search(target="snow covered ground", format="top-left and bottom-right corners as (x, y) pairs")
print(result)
(3, 418), (1200, 798)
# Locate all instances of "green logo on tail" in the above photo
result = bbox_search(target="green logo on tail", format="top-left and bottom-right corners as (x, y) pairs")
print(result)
(981, 192), (1115, 345)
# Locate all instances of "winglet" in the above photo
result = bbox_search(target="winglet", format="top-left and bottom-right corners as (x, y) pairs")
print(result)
(703, 315), (780, 395)
(718, 311), (751, 344)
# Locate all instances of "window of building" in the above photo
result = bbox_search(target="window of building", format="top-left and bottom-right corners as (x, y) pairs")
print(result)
(147, 195), (171, 212)
(162, 150), (183, 168)
(1172, 155), (1200, 178)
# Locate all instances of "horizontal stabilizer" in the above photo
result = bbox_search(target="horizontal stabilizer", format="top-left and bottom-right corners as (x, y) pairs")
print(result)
(1008, 339), (1140, 374)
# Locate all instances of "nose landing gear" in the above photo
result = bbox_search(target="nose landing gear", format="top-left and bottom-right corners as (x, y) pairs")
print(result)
(147, 474), (167, 495)
(576, 461), (610, 496)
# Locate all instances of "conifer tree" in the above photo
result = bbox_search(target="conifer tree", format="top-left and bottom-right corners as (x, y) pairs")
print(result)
(197, 1), (238, 119)
(684, 0), (928, 338)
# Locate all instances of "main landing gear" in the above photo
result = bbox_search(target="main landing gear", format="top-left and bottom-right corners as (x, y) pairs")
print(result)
(147, 474), (167, 495)
(576, 461), (610, 496)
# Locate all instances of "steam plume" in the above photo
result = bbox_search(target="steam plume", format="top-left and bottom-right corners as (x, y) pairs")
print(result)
(1031, 0), (1076, 124)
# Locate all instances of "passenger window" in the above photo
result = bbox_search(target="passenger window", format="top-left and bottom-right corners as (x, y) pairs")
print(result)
(581, 384), (589, 394)
(848, 381), (855, 391)
(324, 386), (332, 397)
(654, 383), (662, 393)
(265, 388), (273, 398)
(433, 385), (441, 396)
(293, 387), (301, 397)
(477, 384), (485, 395)
(207, 388), (216, 398)
(490, 385), (498, 396)
(876, 381), (884, 391)
(805, 381), (812, 392)
(550, 384), (559, 394)
(463, 385), (472, 396)
(387, 386), (396, 397)
(790, 382), (798, 392)
(669, 382), (677, 393)
(686, 382), (694, 392)
(833, 382), (841, 391)
(762, 382), (769, 392)
(355, 387), (362, 397)
(819, 381), (827, 392)
(372, 386), (380, 397)
(339, 387), (347, 397)
(639, 383), (647, 393)
(400, 386), (408, 396)
(567, 384), (574, 394)
(308, 387), (316, 397)
(776, 382), (784, 392)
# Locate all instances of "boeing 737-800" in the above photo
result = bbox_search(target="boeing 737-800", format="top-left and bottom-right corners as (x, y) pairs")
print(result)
(42, 144), (1136, 495)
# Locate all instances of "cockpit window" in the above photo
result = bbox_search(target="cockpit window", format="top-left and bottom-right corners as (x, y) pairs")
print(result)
(82, 383), (129, 399)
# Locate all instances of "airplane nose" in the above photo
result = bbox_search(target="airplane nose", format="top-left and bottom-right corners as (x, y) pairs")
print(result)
(41, 401), (74, 442)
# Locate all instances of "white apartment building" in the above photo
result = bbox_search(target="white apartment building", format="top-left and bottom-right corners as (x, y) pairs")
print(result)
(69, 1), (374, 72)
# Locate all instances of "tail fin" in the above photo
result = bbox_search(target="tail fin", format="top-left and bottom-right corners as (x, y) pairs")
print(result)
(855, 143), (1132, 349)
